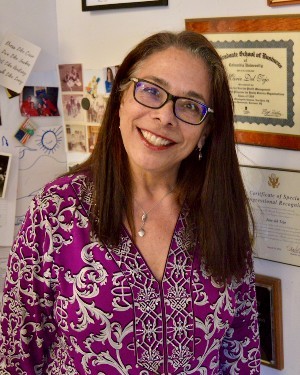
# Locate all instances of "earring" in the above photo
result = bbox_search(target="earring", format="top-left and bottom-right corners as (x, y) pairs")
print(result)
(197, 135), (206, 161)
(198, 147), (202, 160)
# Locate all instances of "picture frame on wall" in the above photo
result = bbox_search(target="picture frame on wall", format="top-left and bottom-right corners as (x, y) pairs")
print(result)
(82, 0), (168, 11)
(0, 152), (12, 199)
(268, 0), (300, 6)
(255, 274), (284, 370)
(185, 15), (300, 150)
(240, 165), (300, 268)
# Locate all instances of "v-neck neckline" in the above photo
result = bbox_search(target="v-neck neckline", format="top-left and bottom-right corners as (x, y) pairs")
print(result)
(120, 206), (185, 283)
(105, 204), (197, 374)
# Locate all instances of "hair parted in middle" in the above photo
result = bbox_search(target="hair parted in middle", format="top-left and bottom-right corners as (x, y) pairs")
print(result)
(74, 31), (254, 282)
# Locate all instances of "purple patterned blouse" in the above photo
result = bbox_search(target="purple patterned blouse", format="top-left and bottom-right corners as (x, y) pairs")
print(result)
(0, 174), (260, 374)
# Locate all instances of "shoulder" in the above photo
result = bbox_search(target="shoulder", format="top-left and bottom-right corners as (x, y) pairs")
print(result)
(34, 173), (93, 212)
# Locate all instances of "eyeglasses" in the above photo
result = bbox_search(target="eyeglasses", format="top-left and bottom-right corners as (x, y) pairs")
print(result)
(129, 77), (214, 126)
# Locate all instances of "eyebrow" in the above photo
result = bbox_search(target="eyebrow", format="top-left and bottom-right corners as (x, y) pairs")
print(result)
(143, 75), (207, 103)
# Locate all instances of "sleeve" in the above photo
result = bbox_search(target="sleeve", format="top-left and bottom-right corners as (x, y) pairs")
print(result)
(0, 190), (56, 374)
(220, 267), (261, 374)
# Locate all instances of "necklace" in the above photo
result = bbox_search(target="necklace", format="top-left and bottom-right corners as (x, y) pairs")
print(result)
(135, 187), (175, 238)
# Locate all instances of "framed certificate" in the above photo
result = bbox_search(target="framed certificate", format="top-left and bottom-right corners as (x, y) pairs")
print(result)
(240, 165), (300, 266)
(268, 0), (300, 5)
(186, 15), (300, 150)
(255, 274), (284, 370)
(82, 0), (168, 11)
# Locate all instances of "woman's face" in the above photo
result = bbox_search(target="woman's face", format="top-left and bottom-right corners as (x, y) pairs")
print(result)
(119, 47), (211, 178)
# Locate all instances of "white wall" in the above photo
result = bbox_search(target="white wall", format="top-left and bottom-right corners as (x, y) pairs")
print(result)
(0, 1), (59, 71)
(1, 0), (300, 373)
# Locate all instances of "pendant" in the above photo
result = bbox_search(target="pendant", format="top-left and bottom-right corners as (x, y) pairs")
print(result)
(138, 228), (145, 237)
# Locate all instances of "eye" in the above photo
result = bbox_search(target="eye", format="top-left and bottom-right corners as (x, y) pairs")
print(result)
(180, 100), (202, 114)
(135, 81), (163, 105)
(185, 102), (199, 112)
(140, 84), (161, 98)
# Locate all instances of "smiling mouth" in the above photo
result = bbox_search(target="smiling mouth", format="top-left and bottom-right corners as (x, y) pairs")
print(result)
(140, 129), (174, 147)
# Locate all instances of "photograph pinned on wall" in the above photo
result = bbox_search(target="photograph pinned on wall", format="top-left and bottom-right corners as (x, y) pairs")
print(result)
(104, 65), (118, 95)
(86, 94), (107, 124)
(0, 153), (12, 199)
(59, 64), (83, 92)
(66, 124), (87, 153)
(19, 86), (60, 117)
(84, 70), (102, 98)
(87, 125), (100, 153)
(81, 66), (119, 124)
(83, 65), (118, 96)
(83, 69), (109, 124)
(62, 94), (85, 122)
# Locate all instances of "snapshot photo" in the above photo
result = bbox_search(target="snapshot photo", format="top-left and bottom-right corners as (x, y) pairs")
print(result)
(19, 86), (60, 117)
(59, 64), (83, 92)
(83, 66), (118, 96)
(0, 153), (12, 199)
(62, 94), (85, 122)
(66, 124), (87, 153)
(87, 125), (100, 153)
(86, 95), (107, 124)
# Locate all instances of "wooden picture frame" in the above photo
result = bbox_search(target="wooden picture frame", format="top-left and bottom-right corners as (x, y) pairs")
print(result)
(268, 0), (300, 6)
(186, 15), (300, 150)
(82, 0), (168, 11)
(255, 274), (284, 370)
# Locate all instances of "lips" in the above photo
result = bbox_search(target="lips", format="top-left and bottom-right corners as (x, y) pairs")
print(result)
(140, 129), (174, 147)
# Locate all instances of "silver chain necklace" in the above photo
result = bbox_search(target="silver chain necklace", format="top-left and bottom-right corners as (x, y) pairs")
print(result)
(135, 187), (175, 238)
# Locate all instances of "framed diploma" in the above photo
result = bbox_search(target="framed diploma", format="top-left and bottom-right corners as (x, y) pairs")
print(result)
(82, 0), (168, 11)
(186, 15), (300, 150)
(255, 274), (284, 370)
(268, 0), (300, 5)
(240, 165), (300, 266)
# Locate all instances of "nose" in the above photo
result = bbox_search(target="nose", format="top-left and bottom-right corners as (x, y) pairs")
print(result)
(153, 98), (177, 126)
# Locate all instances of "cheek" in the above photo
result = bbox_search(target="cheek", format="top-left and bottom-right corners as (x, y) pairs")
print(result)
(119, 98), (130, 131)
(185, 127), (204, 148)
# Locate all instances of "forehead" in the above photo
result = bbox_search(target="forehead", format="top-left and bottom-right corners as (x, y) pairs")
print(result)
(134, 47), (211, 100)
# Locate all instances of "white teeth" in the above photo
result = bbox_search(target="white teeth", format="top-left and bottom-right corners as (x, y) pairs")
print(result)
(140, 129), (172, 146)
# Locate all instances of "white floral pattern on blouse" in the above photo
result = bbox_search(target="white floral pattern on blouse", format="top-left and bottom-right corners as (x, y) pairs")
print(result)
(0, 174), (260, 374)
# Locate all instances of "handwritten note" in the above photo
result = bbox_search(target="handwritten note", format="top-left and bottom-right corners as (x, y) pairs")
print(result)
(0, 33), (41, 93)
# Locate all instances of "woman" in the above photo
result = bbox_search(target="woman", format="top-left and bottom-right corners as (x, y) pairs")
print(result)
(0, 31), (260, 374)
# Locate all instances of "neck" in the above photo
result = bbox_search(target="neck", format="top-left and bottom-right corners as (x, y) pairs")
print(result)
(131, 169), (177, 202)
(133, 183), (176, 238)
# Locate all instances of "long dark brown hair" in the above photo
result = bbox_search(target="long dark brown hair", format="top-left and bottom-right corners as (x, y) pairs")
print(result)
(73, 31), (254, 281)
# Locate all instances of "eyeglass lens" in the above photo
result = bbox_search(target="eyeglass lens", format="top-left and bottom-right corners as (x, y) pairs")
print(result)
(134, 80), (208, 125)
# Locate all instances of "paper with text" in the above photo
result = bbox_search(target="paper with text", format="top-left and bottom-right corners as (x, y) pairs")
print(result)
(0, 33), (41, 93)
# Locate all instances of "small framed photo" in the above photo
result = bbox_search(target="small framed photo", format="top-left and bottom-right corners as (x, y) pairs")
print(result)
(255, 274), (284, 370)
(82, 0), (168, 11)
(0, 153), (12, 199)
